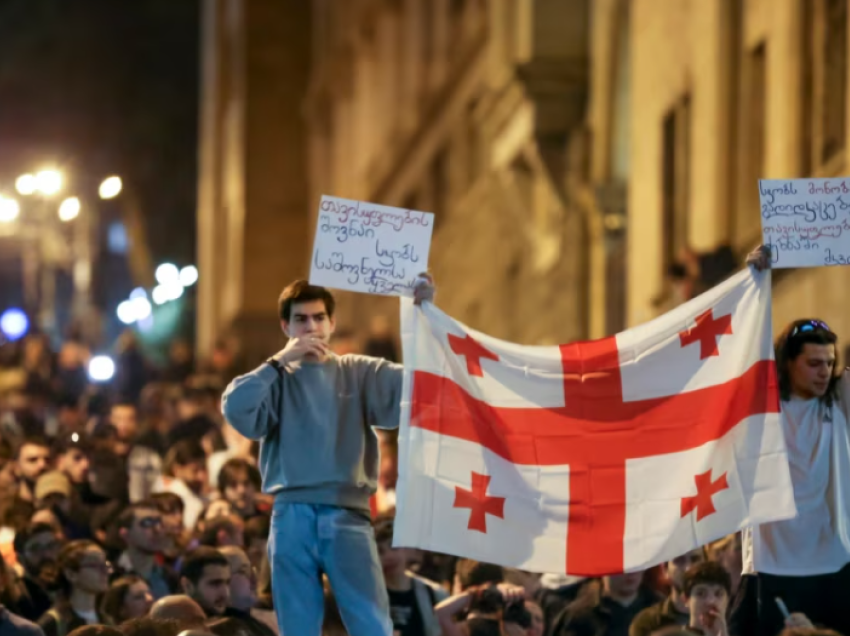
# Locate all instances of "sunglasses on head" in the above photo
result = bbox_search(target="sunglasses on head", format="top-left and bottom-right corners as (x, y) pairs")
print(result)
(790, 320), (831, 338)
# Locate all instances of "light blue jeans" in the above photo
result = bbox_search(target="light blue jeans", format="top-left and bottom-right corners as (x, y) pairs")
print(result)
(268, 501), (392, 636)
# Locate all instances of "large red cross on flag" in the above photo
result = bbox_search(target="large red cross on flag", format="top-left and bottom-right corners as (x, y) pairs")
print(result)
(394, 269), (797, 575)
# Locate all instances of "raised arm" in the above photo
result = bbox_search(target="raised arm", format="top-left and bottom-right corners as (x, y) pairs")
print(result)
(221, 364), (282, 440)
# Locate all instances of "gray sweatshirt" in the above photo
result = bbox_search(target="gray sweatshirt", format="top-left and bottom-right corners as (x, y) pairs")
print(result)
(221, 354), (402, 511)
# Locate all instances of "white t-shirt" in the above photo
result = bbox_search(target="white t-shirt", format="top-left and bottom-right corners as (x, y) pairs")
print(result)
(744, 395), (850, 575)
(76, 609), (99, 625)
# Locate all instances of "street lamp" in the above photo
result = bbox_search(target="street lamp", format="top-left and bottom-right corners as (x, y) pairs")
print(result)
(99, 176), (122, 199)
(15, 174), (37, 196)
(58, 196), (81, 222)
(0, 196), (20, 223)
(35, 170), (62, 196)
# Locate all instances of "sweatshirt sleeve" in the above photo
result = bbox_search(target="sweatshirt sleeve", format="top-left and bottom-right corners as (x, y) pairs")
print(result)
(221, 363), (281, 440)
(361, 357), (404, 430)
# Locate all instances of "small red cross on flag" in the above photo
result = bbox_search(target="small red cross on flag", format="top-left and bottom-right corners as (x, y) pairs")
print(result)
(393, 269), (797, 575)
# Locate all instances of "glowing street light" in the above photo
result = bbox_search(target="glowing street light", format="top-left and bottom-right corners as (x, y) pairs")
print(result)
(88, 355), (115, 382)
(35, 170), (62, 196)
(155, 263), (180, 285)
(58, 196), (81, 222)
(0, 308), (29, 341)
(117, 300), (136, 325)
(0, 196), (20, 223)
(179, 265), (198, 287)
(15, 174), (37, 196)
(99, 176), (122, 199)
(131, 297), (152, 321)
(152, 285), (170, 305)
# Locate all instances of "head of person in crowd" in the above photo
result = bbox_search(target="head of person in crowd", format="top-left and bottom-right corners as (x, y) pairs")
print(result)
(67, 626), (124, 636)
(198, 514), (244, 549)
(180, 547), (231, 617)
(57, 539), (111, 601)
(149, 595), (207, 627)
(775, 319), (840, 404)
(0, 437), (17, 491)
(454, 558), (505, 592)
(56, 395), (85, 432)
(100, 575), (155, 625)
(629, 611), (681, 636)
(14, 435), (52, 499)
(110, 401), (139, 451)
(602, 571), (646, 606)
(242, 515), (269, 571)
(14, 521), (63, 586)
(118, 501), (167, 556)
(708, 534), (742, 593)
(525, 599), (545, 636)
(218, 546), (256, 612)
(53, 432), (92, 486)
(121, 616), (192, 636)
(164, 440), (208, 497)
(374, 515), (411, 585)
(30, 507), (64, 536)
(34, 470), (74, 516)
(150, 493), (186, 559)
(682, 561), (732, 635)
(278, 280), (337, 351)
(664, 547), (706, 602)
(217, 458), (260, 519)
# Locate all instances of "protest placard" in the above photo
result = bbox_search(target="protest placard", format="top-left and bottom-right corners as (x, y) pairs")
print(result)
(309, 195), (434, 296)
(759, 177), (850, 268)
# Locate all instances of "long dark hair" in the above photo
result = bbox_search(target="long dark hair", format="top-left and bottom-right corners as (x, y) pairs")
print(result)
(774, 319), (840, 405)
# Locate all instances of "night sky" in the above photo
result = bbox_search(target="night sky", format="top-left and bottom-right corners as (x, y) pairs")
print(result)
(0, 0), (200, 268)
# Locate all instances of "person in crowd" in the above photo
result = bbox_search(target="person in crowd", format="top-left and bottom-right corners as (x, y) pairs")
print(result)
(147, 596), (206, 628)
(0, 601), (44, 636)
(147, 496), (186, 571)
(179, 549), (230, 619)
(66, 627), (121, 636)
(113, 502), (179, 600)
(153, 443), (208, 531)
(119, 616), (190, 636)
(215, 460), (264, 522)
(630, 548), (706, 635)
(1, 438), (52, 527)
(708, 535), (742, 597)
(107, 404), (139, 460)
(548, 572), (659, 636)
(221, 277), (434, 636)
(33, 471), (91, 542)
(99, 576), (154, 626)
(739, 247), (850, 636)
(197, 516), (243, 550)
(38, 540), (109, 636)
(681, 562), (733, 636)
(209, 547), (276, 636)
(241, 517), (268, 574)
(12, 522), (63, 622)
(374, 516), (445, 636)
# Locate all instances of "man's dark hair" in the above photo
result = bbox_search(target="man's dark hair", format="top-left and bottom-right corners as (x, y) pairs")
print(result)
(14, 435), (51, 460)
(151, 492), (185, 515)
(278, 280), (336, 322)
(217, 458), (261, 492)
(180, 547), (229, 585)
(165, 439), (206, 470)
(455, 559), (504, 590)
(775, 319), (841, 404)
(120, 617), (188, 636)
(629, 607), (681, 636)
(13, 521), (57, 555)
(244, 515), (270, 546)
(198, 515), (243, 547)
(682, 561), (732, 598)
(373, 515), (394, 546)
(116, 500), (162, 531)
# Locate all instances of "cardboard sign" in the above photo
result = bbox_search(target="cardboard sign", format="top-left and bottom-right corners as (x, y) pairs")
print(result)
(310, 195), (434, 296)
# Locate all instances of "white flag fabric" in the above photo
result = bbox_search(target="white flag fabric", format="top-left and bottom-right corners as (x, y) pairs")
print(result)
(394, 268), (796, 575)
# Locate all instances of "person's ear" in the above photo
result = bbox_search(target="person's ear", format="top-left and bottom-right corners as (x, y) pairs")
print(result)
(181, 577), (194, 595)
(281, 320), (291, 338)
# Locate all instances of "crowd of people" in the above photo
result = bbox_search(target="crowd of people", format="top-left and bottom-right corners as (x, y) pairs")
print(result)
(0, 256), (845, 636)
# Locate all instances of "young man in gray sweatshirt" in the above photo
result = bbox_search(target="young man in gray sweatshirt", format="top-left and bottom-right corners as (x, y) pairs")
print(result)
(221, 277), (434, 636)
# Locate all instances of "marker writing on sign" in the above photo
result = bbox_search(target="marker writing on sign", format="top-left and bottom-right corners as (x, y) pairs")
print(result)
(312, 250), (415, 293)
(321, 199), (432, 233)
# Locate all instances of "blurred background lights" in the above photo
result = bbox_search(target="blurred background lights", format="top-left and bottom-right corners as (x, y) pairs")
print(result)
(130, 297), (152, 321)
(179, 265), (198, 287)
(88, 355), (115, 382)
(155, 263), (179, 284)
(0, 308), (29, 341)
(117, 300), (136, 324)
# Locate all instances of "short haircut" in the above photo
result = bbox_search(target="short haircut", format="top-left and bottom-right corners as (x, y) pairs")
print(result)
(165, 439), (206, 469)
(151, 492), (185, 515)
(217, 458), (261, 492)
(58, 539), (102, 594)
(278, 280), (336, 322)
(198, 515), (243, 547)
(682, 561), (732, 598)
(14, 435), (51, 460)
(13, 521), (58, 555)
(117, 500), (162, 531)
(119, 617), (187, 636)
(373, 515), (394, 546)
(244, 515), (270, 545)
(180, 547), (229, 585)
(629, 608), (681, 636)
(455, 559), (504, 590)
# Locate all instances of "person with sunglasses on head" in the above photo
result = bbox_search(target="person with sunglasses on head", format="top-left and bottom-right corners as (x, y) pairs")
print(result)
(113, 502), (180, 600)
(729, 246), (850, 636)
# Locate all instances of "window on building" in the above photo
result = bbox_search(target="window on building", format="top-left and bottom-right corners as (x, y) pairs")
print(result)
(733, 43), (767, 247)
(802, 0), (847, 175)
(661, 95), (691, 274)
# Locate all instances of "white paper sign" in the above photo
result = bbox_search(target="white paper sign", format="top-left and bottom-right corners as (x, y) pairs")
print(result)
(759, 177), (850, 268)
(309, 195), (434, 296)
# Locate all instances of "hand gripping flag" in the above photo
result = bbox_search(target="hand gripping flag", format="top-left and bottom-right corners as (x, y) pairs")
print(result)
(394, 268), (796, 575)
